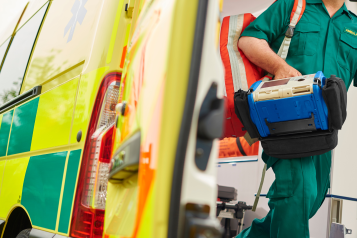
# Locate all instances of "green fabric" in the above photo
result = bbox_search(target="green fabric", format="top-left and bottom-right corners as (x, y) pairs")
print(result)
(0, 110), (13, 157)
(8, 97), (39, 155)
(21, 151), (67, 230)
(58, 149), (82, 234)
(237, 152), (331, 238)
(241, 0), (357, 90)
(237, 0), (356, 237)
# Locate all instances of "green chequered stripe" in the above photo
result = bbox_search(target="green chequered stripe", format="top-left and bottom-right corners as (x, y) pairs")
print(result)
(8, 97), (39, 155)
(58, 149), (82, 234)
(21, 151), (67, 230)
(0, 110), (13, 157)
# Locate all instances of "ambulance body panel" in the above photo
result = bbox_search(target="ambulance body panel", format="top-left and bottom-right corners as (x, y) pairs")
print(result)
(105, 0), (224, 237)
(0, 0), (135, 237)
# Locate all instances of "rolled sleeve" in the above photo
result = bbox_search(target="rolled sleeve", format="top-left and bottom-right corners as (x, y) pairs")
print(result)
(241, 0), (293, 44)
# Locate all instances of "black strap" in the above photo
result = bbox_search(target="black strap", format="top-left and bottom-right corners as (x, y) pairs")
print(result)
(236, 137), (247, 156)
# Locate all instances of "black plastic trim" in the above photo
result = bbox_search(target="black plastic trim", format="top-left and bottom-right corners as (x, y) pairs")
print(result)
(195, 83), (224, 171)
(109, 131), (140, 181)
(167, 0), (208, 237)
(264, 113), (316, 135)
(236, 137), (247, 156)
(0, 86), (41, 114)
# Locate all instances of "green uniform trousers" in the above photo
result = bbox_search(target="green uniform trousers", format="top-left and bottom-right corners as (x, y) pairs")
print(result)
(237, 151), (331, 238)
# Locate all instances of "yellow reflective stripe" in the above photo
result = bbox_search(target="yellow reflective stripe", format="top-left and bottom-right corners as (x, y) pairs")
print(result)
(106, 0), (125, 64)
(55, 151), (71, 232)
(0, 114), (3, 130)
(5, 110), (15, 156)
(31, 77), (79, 151)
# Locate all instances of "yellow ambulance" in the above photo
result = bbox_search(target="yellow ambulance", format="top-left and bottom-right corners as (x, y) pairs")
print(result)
(104, 0), (225, 237)
(0, 0), (138, 237)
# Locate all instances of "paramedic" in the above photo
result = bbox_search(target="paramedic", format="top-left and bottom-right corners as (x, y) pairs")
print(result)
(237, 0), (357, 237)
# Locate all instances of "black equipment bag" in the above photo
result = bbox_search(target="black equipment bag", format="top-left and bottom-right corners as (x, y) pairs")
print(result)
(234, 75), (347, 159)
(322, 75), (347, 130)
(217, 185), (237, 202)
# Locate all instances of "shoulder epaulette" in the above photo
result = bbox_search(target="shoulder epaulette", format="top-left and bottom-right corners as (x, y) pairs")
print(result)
(349, 10), (357, 18)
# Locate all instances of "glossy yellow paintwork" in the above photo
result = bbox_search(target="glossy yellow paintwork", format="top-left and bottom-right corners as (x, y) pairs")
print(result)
(21, 0), (103, 93)
(31, 77), (79, 151)
(152, 0), (198, 236)
(22, 0), (131, 94)
(0, 160), (6, 215)
(0, 115), (5, 214)
(69, 67), (108, 144)
(0, 157), (30, 219)
(105, 175), (138, 237)
(41, 61), (84, 94)
(106, 0), (125, 64)
(104, 0), (199, 237)
(0, 0), (140, 235)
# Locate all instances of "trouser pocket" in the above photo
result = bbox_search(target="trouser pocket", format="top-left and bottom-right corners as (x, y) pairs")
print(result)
(267, 159), (293, 198)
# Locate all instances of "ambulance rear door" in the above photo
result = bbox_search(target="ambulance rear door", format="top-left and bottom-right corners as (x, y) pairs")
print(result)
(165, 0), (225, 237)
(105, 0), (224, 237)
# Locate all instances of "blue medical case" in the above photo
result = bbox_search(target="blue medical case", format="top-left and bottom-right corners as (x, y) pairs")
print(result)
(247, 72), (329, 137)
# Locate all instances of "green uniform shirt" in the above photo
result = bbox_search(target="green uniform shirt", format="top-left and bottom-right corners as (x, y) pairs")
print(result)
(241, 0), (357, 88)
(241, 0), (357, 168)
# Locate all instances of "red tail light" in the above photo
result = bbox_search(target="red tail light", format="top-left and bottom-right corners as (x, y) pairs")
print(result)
(71, 73), (120, 238)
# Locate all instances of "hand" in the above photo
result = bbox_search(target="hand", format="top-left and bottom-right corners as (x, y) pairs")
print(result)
(273, 64), (302, 80)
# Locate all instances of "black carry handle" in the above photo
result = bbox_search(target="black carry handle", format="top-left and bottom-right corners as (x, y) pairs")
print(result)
(264, 113), (317, 135)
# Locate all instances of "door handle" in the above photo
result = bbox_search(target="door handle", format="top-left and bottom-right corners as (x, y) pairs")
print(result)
(195, 83), (224, 171)
(0, 86), (41, 114)
(197, 98), (224, 140)
(109, 131), (140, 182)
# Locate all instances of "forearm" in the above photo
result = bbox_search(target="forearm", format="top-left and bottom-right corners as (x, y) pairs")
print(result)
(238, 36), (301, 79)
(238, 36), (285, 75)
